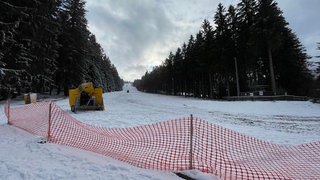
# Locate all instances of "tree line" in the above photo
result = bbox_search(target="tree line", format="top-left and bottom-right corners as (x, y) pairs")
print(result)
(314, 43), (320, 98)
(0, 0), (123, 99)
(134, 0), (317, 98)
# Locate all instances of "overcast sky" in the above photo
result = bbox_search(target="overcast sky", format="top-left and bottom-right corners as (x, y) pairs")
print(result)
(85, 0), (320, 81)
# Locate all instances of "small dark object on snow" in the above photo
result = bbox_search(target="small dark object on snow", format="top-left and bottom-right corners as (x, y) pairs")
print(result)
(127, 90), (129, 93)
(174, 172), (196, 180)
(38, 139), (47, 144)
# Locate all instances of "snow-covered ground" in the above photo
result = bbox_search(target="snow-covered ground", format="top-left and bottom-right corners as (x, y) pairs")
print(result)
(1, 83), (319, 179)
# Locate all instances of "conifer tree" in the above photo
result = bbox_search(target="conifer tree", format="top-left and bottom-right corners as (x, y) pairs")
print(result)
(236, 0), (258, 92)
(0, 0), (123, 99)
(254, 0), (287, 94)
(27, 0), (61, 94)
(314, 42), (320, 97)
(316, 42), (320, 77)
(56, 0), (90, 95)
(0, 1), (31, 98)
(135, 0), (315, 97)
(0, 0), (60, 97)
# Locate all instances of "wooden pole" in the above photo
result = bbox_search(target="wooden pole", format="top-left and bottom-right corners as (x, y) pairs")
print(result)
(189, 114), (193, 170)
(234, 57), (240, 97)
(47, 102), (52, 142)
(268, 48), (276, 95)
(7, 100), (10, 125)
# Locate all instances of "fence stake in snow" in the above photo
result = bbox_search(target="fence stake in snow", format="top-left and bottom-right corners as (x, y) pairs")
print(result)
(47, 102), (52, 142)
(189, 114), (193, 170)
(7, 100), (10, 125)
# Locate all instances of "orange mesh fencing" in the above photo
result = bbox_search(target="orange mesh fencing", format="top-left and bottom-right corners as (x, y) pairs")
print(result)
(4, 101), (320, 179)
(6, 101), (50, 137)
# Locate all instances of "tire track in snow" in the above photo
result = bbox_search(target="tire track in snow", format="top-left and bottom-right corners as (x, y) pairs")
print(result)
(208, 111), (320, 135)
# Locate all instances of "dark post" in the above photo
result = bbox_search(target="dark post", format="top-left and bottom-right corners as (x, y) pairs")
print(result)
(268, 48), (276, 95)
(47, 102), (52, 142)
(7, 100), (10, 125)
(234, 57), (240, 96)
(189, 114), (193, 169)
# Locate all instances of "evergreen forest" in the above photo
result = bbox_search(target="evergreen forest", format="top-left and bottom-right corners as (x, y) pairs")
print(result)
(0, 0), (123, 99)
(134, 0), (320, 99)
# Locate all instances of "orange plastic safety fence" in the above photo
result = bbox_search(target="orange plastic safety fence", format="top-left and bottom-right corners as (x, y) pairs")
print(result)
(49, 102), (191, 171)
(4, 101), (320, 179)
(192, 120), (320, 179)
(6, 101), (50, 137)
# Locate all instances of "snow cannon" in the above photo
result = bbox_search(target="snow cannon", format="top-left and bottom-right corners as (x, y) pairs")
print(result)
(68, 82), (104, 112)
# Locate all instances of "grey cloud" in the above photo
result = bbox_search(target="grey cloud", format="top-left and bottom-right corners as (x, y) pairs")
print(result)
(86, 0), (320, 81)
(86, 0), (177, 80)
(123, 64), (149, 78)
(86, 0), (228, 81)
(277, 0), (320, 61)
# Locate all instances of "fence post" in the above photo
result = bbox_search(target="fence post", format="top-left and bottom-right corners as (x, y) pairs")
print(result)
(189, 114), (193, 170)
(47, 102), (52, 142)
(7, 100), (10, 125)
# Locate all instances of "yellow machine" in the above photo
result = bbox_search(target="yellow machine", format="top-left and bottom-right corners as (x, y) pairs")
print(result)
(69, 82), (104, 112)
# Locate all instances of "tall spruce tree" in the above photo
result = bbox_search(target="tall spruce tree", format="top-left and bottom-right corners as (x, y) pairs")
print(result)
(85, 34), (105, 87)
(135, 0), (314, 97)
(0, 0), (123, 99)
(0, 0), (33, 98)
(226, 5), (240, 96)
(317, 43), (320, 80)
(314, 42), (320, 97)
(313, 43), (320, 85)
(316, 43), (320, 76)
(213, 4), (230, 97)
(236, 0), (258, 92)
(27, 0), (61, 94)
(0, 0), (60, 97)
(193, 31), (205, 97)
(57, 0), (90, 95)
(201, 19), (214, 97)
(255, 0), (312, 95)
(255, 0), (288, 94)
(185, 35), (196, 95)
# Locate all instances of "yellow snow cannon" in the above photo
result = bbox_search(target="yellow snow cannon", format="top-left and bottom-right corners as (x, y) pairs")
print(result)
(68, 82), (104, 112)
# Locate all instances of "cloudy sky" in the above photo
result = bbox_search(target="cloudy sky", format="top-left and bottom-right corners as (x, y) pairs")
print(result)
(85, 0), (320, 81)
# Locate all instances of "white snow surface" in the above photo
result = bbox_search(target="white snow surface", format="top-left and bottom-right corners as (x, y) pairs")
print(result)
(1, 83), (319, 180)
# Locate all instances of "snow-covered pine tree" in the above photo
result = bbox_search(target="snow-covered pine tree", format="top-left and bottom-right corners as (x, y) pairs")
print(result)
(27, 0), (61, 94)
(0, 0), (32, 99)
(56, 0), (90, 95)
